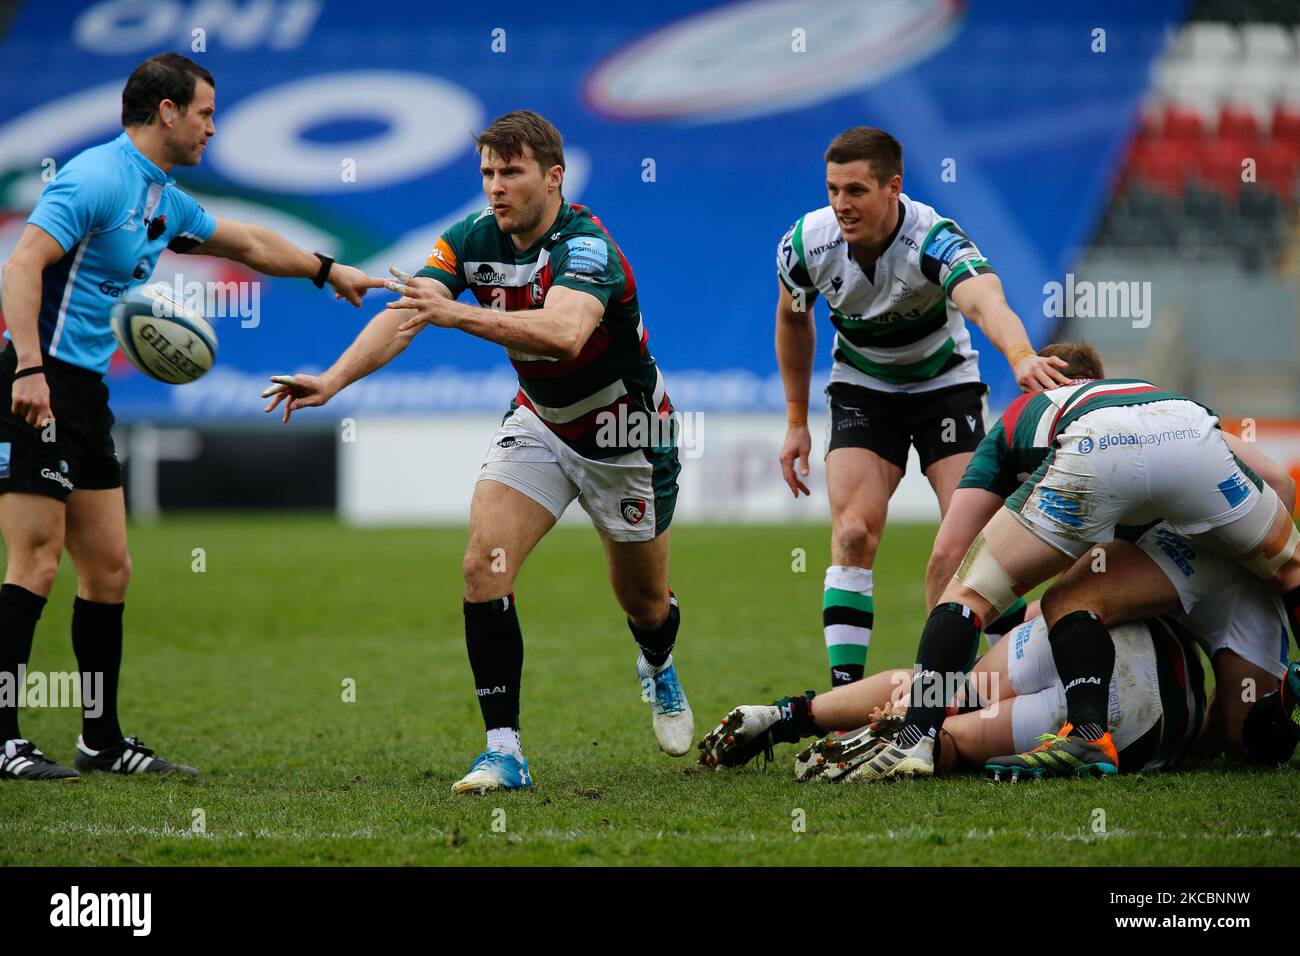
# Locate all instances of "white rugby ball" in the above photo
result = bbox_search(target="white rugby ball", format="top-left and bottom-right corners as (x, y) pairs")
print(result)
(110, 283), (218, 384)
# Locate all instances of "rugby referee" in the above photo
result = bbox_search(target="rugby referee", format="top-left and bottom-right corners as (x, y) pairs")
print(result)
(0, 53), (383, 779)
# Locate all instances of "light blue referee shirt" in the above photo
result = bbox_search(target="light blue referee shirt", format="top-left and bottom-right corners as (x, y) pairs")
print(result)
(13, 131), (216, 374)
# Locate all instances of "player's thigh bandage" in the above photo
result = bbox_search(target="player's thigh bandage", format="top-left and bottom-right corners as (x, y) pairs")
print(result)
(1245, 521), (1300, 580)
(1192, 483), (1294, 578)
(955, 532), (1019, 617)
(1243, 491), (1300, 580)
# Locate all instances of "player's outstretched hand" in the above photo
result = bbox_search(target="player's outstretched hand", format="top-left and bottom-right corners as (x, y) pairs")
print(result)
(1014, 352), (1071, 392)
(779, 423), (812, 498)
(327, 263), (388, 307)
(385, 267), (458, 331)
(261, 373), (335, 423)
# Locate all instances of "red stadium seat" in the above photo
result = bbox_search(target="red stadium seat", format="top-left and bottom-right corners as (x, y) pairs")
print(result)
(1272, 106), (1300, 146)
(1218, 105), (1263, 141)
(1162, 104), (1207, 140)
(1196, 140), (1251, 198)
(1130, 136), (1195, 196)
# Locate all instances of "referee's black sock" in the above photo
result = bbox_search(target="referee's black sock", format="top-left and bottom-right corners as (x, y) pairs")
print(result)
(628, 592), (679, 669)
(897, 602), (983, 749)
(1048, 610), (1114, 741)
(0, 584), (47, 742)
(71, 597), (125, 749)
(464, 594), (523, 733)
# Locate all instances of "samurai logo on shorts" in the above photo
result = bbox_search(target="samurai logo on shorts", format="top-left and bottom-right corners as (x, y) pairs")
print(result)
(620, 497), (648, 526)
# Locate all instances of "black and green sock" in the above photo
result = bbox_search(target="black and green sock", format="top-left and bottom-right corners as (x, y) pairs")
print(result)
(823, 566), (873, 687)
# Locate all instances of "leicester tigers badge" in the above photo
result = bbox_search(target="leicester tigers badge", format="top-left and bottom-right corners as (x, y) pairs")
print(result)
(620, 497), (647, 526)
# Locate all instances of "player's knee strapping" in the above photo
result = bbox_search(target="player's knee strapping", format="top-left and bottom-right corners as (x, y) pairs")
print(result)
(463, 593), (524, 731)
(823, 566), (873, 687)
(1200, 482), (1292, 579)
(955, 532), (1019, 619)
(628, 591), (679, 668)
(1246, 517), (1300, 581)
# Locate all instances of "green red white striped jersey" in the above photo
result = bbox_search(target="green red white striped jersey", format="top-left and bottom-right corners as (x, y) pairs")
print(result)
(959, 379), (1211, 497)
(417, 201), (669, 460)
(776, 195), (995, 393)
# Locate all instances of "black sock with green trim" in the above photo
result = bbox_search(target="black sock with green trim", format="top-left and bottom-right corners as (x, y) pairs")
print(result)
(823, 567), (873, 687)
(897, 602), (983, 749)
(771, 691), (818, 743)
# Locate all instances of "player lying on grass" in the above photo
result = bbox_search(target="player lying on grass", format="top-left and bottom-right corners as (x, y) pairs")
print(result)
(854, 341), (1300, 781)
(263, 111), (691, 795)
(698, 577), (1300, 779)
(700, 614), (1204, 779)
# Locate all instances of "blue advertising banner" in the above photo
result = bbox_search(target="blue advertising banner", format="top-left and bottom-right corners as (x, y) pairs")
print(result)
(0, 0), (1185, 418)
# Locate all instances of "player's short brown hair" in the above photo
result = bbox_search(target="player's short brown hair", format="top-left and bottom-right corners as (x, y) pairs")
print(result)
(824, 127), (903, 185)
(121, 53), (214, 127)
(474, 110), (566, 174)
(1040, 342), (1105, 379)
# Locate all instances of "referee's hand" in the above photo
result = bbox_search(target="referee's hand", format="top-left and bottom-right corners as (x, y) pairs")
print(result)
(12, 371), (53, 430)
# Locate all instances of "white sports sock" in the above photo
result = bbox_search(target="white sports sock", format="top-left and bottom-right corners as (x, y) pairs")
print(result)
(637, 652), (673, 680)
(485, 727), (522, 759)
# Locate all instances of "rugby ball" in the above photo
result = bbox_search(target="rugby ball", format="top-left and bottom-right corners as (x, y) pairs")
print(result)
(110, 283), (218, 384)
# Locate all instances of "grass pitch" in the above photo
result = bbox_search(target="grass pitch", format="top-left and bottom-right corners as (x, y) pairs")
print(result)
(2, 516), (1297, 866)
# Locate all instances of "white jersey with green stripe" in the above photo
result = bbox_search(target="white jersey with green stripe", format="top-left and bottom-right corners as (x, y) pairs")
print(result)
(776, 195), (995, 393)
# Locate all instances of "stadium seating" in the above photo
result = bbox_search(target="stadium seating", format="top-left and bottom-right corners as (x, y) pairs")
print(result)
(1096, 5), (1300, 272)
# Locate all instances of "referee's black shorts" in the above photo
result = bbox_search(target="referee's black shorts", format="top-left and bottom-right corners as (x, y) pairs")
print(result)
(0, 344), (122, 502)
(825, 380), (989, 473)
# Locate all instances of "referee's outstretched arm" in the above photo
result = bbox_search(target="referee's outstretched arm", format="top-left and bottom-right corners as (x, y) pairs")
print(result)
(188, 219), (386, 307)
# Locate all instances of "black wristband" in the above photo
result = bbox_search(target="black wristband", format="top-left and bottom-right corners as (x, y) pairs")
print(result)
(311, 252), (335, 289)
(13, 366), (46, 381)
